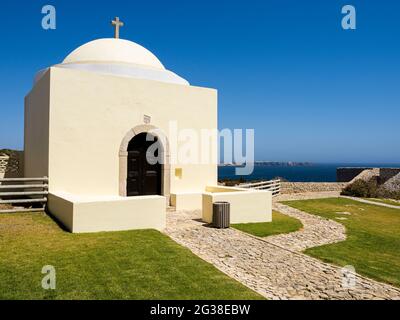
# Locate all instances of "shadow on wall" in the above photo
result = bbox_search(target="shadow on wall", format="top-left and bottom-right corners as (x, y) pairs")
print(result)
(337, 167), (400, 184)
(0, 150), (24, 179)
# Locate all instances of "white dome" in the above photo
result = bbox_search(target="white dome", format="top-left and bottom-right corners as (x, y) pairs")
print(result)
(36, 38), (190, 86)
(63, 38), (165, 70)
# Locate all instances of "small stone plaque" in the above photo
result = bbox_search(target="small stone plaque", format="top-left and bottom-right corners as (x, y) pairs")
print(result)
(144, 115), (151, 124)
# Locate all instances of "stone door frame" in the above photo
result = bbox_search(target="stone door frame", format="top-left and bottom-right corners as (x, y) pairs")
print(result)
(119, 125), (170, 199)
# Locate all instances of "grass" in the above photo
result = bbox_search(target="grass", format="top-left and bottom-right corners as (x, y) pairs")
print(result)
(0, 212), (263, 300)
(232, 211), (303, 237)
(283, 198), (400, 287)
(366, 198), (400, 207)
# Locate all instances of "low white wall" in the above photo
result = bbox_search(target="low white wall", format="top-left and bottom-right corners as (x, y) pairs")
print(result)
(48, 193), (74, 231)
(202, 186), (272, 224)
(170, 193), (203, 210)
(48, 192), (166, 233)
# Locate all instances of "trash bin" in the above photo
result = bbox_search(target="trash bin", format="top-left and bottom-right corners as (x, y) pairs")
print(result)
(213, 202), (230, 229)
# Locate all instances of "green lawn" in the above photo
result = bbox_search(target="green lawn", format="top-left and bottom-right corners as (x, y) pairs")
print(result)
(233, 211), (303, 237)
(283, 198), (400, 287)
(0, 212), (263, 300)
(366, 198), (400, 207)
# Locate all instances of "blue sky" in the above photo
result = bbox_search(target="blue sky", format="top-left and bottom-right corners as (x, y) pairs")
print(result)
(0, 0), (399, 163)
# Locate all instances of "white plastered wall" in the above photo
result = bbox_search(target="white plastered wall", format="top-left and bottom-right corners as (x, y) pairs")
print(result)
(24, 67), (219, 232)
(170, 193), (204, 211)
(24, 71), (51, 179)
(44, 67), (218, 197)
(48, 193), (166, 233)
(202, 186), (272, 224)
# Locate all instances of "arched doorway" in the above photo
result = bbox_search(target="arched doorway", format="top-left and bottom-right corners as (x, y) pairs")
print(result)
(126, 132), (162, 196)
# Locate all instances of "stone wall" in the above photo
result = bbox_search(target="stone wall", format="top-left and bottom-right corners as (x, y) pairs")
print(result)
(382, 172), (400, 192)
(0, 151), (24, 179)
(336, 167), (373, 182)
(379, 168), (400, 184)
(337, 167), (400, 196)
(280, 182), (347, 194)
(348, 168), (379, 184)
(337, 167), (400, 183)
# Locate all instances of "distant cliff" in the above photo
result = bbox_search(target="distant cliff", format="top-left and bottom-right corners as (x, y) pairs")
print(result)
(219, 161), (313, 167)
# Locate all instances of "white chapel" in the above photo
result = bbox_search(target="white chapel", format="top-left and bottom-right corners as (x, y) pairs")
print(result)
(24, 19), (271, 233)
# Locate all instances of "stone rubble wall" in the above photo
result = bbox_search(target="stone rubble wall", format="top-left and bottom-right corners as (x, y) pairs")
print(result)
(344, 168), (400, 194)
(338, 167), (400, 185)
(280, 182), (347, 194)
(336, 167), (373, 182)
(382, 173), (400, 193)
(380, 169), (400, 185)
(0, 151), (24, 179)
(349, 168), (380, 184)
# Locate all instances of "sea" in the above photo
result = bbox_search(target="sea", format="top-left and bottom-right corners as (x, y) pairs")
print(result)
(218, 163), (400, 182)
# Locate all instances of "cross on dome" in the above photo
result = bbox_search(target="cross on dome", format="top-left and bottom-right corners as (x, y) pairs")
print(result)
(111, 17), (124, 39)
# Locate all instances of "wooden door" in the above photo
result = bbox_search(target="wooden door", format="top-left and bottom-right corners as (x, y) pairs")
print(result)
(127, 133), (161, 196)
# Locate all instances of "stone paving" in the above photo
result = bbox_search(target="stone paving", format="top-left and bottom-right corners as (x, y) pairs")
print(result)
(340, 196), (400, 210)
(268, 202), (346, 252)
(275, 191), (341, 202)
(164, 204), (400, 300)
